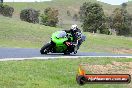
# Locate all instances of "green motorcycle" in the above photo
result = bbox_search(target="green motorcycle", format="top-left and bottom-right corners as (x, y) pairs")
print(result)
(40, 31), (85, 55)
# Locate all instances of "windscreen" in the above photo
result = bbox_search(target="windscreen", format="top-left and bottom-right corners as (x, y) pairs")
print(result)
(56, 31), (67, 38)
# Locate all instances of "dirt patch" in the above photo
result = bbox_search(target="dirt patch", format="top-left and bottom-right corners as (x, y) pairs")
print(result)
(68, 6), (79, 12)
(113, 48), (132, 54)
(83, 62), (132, 74)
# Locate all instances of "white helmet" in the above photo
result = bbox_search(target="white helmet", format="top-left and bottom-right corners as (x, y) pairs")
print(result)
(71, 24), (78, 30)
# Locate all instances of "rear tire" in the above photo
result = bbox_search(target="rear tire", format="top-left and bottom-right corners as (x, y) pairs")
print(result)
(40, 43), (51, 54)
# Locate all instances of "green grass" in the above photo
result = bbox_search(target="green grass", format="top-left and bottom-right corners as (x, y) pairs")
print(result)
(81, 33), (132, 53)
(0, 57), (132, 88)
(0, 16), (132, 53)
(0, 16), (59, 48)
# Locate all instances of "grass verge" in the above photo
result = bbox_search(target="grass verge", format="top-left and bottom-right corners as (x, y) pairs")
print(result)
(0, 57), (132, 88)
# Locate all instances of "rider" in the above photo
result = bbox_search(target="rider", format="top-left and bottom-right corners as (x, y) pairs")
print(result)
(64, 24), (81, 42)
(64, 24), (82, 50)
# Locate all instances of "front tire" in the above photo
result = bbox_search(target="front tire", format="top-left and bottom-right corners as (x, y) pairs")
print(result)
(40, 43), (51, 54)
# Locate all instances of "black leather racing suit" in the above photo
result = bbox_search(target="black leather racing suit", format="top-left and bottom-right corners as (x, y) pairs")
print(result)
(64, 28), (81, 43)
(64, 28), (82, 52)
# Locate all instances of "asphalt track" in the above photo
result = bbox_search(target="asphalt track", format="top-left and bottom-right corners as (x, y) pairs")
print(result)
(0, 48), (132, 61)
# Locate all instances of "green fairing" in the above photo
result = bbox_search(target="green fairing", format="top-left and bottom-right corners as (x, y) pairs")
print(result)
(51, 31), (73, 53)
(52, 31), (68, 45)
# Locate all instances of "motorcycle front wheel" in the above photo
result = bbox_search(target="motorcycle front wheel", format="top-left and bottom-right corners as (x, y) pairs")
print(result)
(40, 43), (51, 54)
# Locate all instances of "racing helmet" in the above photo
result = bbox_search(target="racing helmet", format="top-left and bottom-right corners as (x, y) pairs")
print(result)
(71, 24), (78, 31)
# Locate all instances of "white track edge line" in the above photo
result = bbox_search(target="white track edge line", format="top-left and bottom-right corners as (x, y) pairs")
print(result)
(0, 56), (132, 61)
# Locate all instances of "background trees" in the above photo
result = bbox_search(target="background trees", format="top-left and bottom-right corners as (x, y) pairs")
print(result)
(79, 2), (132, 36)
(20, 9), (40, 23)
(40, 7), (59, 27)
(79, 2), (108, 34)
(0, 4), (14, 17)
(19, 7), (59, 27)
(109, 3), (131, 36)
